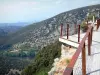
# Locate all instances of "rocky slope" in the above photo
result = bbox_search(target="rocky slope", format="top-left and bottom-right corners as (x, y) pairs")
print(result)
(2, 4), (100, 50)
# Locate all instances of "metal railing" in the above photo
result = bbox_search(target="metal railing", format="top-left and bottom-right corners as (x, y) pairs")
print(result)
(63, 25), (93, 75)
(60, 24), (82, 43)
(60, 19), (100, 75)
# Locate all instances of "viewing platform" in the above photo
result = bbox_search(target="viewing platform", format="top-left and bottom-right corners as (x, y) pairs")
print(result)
(74, 27), (100, 75)
(59, 33), (85, 48)
(58, 19), (100, 75)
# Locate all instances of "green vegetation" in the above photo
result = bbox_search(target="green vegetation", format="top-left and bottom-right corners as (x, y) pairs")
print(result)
(0, 4), (99, 75)
(66, 59), (71, 64)
(0, 45), (37, 75)
(3, 48), (37, 58)
(0, 56), (31, 75)
(0, 43), (38, 58)
(81, 12), (96, 32)
(86, 13), (96, 21)
(80, 21), (88, 32)
(21, 41), (61, 75)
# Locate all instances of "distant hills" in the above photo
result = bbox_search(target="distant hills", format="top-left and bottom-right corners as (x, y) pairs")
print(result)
(0, 4), (100, 75)
(0, 22), (30, 27)
(0, 26), (21, 35)
(0, 22), (30, 49)
(0, 22), (31, 35)
(21, 4), (100, 75)
(1, 4), (100, 50)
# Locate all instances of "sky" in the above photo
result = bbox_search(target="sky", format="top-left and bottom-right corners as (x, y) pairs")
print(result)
(0, 0), (100, 23)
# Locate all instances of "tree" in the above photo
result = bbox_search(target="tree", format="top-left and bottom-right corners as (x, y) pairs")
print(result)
(80, 21), (88, 32)
(21, 41), (61, 75)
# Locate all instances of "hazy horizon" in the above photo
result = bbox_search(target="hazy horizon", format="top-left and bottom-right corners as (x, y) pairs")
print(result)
(0, 0), (100, 23)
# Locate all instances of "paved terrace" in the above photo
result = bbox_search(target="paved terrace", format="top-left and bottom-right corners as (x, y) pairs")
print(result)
(59, 27), (100, 75)
(74, 27), (100, 75)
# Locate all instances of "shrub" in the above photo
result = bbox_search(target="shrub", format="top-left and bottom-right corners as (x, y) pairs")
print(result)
(21, 41), (61, 75)
(80, 21), (88, 32)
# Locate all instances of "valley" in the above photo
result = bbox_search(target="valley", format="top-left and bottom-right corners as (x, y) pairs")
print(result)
(0, 4), (100, 75)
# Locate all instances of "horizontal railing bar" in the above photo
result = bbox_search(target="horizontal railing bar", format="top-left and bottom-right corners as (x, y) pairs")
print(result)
(64, 67), (73, 75)
(63, 26), (93, 75)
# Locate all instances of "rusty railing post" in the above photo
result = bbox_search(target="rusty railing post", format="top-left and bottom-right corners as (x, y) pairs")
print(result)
(78, 25), (80, 43)
(88, 32), (91, 55)
(91, 27), (93, 45)
(82, 43), (86, 75)
(99, 19), (100, 27)
(99, 19), (100, 28)
(67, 24), (69, 39)
(60, 24), (63, 38)
(97, 20), (99, 30)
(97, 19), (100, 30)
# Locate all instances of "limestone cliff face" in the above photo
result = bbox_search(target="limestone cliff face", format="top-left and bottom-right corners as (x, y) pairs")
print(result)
(48, 44), (76, 75)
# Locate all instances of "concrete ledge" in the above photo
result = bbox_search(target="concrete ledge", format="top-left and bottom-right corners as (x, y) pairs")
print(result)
(59, 38), (79, 48)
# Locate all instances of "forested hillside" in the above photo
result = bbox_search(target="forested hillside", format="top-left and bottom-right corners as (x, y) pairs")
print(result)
(0, 4), (100, 75)
(0, 56), (30, 75)
(4, 4), (100, 52)
(21, 41), (61, 75)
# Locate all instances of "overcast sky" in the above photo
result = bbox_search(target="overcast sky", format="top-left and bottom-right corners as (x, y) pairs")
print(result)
(0, 0), (100, 23)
